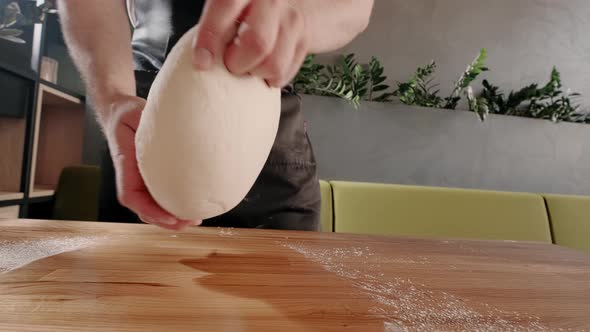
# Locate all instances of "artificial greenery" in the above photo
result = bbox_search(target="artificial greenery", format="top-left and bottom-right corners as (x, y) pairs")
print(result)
(471, 68), (588, 123)
(294, 49), (488, 111)
(393, 49), (488, 110)
(0, 0), (56, 44)
(294, 49), (589, 125)
(443, 48), (488, 109)
(393, 61), (443, 108)
(293, 53), (394, 109)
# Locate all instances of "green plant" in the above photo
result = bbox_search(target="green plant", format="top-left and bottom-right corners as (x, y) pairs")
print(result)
(464, 87), (489, 121)
(293, 54), (359, 107)
(443, 48), (488, 109)
(394, 49), (488, 110)
(393, 61), (444, 108)
(294, 49), (590, 125)
(366, 57), (396, 102)
(293, 53), (395, 108)
(0, 0), (56, 44)
(477, 67), (586, 123)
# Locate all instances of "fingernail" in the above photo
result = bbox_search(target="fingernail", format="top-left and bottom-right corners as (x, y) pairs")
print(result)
(193, 48), (213, 70)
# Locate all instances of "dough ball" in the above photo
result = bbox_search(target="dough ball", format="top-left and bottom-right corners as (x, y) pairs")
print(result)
(135, 26), (281, 221)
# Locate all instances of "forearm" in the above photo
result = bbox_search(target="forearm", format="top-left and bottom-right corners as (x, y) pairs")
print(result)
(57, 0), (135, 126)
(295, 0), (374, 53)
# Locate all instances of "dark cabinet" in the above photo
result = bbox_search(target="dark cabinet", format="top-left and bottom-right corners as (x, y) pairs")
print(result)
(0, 68), (33, 118)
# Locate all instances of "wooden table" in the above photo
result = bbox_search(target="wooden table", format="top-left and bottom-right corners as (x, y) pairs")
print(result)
(1, 219), (589, 331)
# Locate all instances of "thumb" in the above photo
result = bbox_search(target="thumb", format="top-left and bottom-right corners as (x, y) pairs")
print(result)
(192, 1), (248, 70)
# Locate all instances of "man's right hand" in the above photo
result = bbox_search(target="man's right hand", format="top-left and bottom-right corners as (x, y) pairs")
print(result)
(104, 96), (202, 231)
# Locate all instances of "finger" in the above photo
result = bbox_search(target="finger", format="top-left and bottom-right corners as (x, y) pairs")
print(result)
(249, 26), (296, 87)
(280, 40), (308, 87)
(140, 215), (195, 231)
(224, 0), (282, 75)
(112, 121), (178, 225)
(117, 179), (178, 226)
(105, 97), (146, 145)
(193, 0), (249, 70)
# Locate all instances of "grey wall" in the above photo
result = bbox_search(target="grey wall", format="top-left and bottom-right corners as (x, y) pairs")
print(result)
(303, 95), (590, 195)
(320, 0), (590, 106)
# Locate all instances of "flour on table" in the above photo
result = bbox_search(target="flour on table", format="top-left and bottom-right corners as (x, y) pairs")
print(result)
(218, 228), (235, 237)
(283, 242), (550, 332)
(0, 236), (104, 274)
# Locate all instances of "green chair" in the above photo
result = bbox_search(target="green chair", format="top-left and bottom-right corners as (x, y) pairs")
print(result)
(319, 180), (333, 232)
(52, 165), (101, 221)
(544, 194), (590, 253)
(331, 181), (552, 242)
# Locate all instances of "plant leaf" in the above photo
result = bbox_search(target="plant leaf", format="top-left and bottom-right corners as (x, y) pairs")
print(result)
(0, 28), (23, 37)
(0, 35), (25, 43)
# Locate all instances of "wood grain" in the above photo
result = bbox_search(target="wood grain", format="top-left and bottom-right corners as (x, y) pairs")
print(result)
(0, 117), (26, 193)
(30, 84), (85, 192)
(0, 219), (589, 332)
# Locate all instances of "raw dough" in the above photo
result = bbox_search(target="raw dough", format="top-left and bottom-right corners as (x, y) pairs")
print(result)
(135, 26), (281, 221)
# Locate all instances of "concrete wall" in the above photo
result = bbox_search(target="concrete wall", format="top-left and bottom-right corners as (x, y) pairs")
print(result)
(302, 95), (590, 195)
(82, 95), (590, 196)
(320, 0), (590, 106)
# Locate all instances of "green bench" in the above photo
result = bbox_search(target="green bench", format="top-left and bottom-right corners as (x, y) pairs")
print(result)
(49, 167), (590, 253)
(319, 180), (333, 232)
(328, 181), (552, 243)
(544, 194), (590, 253)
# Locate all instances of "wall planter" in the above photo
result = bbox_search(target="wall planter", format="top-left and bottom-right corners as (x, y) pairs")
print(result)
(302, 94), (590, 196)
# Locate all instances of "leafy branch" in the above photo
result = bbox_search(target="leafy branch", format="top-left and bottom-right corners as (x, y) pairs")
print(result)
(293, 49), (589, 125)
(394, 61), (443, 108)
(443, 48), (488, 109)
(477, 67), (588, 123)
(293, 53), (395, 109)
(393, 49), (488, 111)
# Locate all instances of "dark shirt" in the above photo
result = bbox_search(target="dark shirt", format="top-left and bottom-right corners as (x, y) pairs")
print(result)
(127, 0), (206, 72)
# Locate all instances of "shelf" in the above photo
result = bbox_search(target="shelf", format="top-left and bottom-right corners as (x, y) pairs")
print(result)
(39, 83), (83, 106)
(0, 191), (24, 202)
(29, 83), (85, 195)
(0, 205), (20, 219)
(0, 116), (26, 194)
(39, 79), (85, 102)
(30, 185), (55, 199)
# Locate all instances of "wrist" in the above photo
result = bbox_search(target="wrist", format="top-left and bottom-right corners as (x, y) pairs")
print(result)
(89, 90), (136, 127)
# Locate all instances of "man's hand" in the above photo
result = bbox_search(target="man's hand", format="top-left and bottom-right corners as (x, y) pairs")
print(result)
(104, 96), (202, 231)
(192, 0), (309, 88)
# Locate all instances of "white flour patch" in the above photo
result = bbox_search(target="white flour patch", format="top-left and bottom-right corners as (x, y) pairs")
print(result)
(0, 236), (104, 274)
(218, 228), (235, 237)
(388, 256), (430, 265)
(283, 242), (550, 331)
